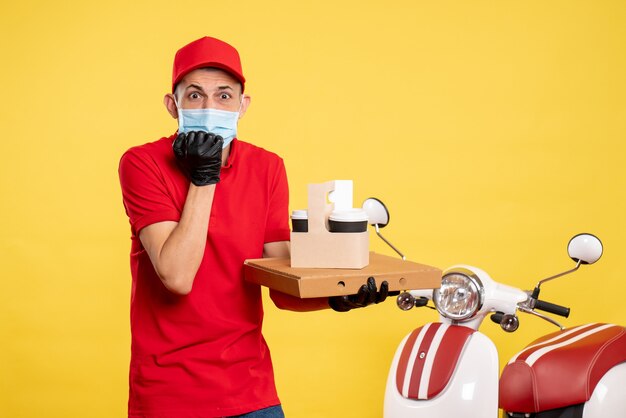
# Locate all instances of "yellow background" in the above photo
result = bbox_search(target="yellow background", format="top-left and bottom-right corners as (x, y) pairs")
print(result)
(1, 0), (625, 417)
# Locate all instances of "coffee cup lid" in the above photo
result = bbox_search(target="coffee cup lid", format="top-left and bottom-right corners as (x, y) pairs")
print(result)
(291, 210), (308, 219)
(329, 208), (368, 222)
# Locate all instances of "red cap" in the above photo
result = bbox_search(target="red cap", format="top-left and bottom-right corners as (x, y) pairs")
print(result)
(172, 36), (246, 93)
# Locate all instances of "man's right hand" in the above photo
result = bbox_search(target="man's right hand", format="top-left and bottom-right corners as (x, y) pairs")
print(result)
(173, 131), (224, 186)
(328, 277), (390, 312)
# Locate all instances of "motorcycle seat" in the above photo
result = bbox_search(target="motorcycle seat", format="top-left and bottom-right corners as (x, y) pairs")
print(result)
(499, 323), (626, 413)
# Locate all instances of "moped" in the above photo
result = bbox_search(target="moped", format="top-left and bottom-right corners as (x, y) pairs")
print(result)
(360, 198), (626, 418)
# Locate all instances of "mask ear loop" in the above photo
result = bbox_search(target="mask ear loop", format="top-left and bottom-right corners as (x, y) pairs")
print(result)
(173, 94), (185, 133)
(237, 94), (245, 117)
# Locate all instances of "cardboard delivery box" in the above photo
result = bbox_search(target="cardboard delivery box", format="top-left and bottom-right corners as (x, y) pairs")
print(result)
(244, 252), (441, 298)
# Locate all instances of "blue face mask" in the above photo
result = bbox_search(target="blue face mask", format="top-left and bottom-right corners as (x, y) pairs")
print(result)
(175, 98), (243, 148)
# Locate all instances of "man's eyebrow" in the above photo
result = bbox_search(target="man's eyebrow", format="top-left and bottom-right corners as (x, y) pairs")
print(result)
(185, 83), (205, 92)
(184, 84), (234, 92)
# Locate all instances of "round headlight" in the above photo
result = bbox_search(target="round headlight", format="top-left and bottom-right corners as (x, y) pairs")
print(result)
(433, 270), (484, 321)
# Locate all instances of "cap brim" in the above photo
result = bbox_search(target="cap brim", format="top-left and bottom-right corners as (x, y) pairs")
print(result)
(172, 62), (246, 93)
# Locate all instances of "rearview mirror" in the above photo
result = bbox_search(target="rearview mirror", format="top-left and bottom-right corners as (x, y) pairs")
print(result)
(568, 233), (603, 265)
(362, 197), (390, 227)
(361, 198), (405, 260)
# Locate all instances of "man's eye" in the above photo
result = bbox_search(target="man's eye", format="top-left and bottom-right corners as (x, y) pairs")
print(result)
(189, 92), (200, 99)
(220, 93), (231, 100)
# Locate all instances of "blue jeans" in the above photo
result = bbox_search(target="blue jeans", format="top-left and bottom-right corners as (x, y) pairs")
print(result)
(227, 405), (285, 418)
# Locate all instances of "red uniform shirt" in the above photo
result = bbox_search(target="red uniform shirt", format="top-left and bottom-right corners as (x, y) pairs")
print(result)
(118, 135), (290, 417)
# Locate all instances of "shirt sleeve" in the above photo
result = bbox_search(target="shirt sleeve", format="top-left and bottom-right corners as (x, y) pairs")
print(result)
(264, 158), (291, 243)
(118, 147), (181, 237)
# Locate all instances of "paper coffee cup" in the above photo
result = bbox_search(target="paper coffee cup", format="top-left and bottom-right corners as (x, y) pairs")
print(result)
(328, 209), (368, 233)
(291, 210), (308, 232)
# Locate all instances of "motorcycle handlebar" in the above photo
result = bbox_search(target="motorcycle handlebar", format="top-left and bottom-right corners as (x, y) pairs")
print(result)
(534, 299), (571, 318)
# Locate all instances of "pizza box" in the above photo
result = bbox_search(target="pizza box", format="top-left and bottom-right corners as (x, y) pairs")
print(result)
(243, 252), (441, 298)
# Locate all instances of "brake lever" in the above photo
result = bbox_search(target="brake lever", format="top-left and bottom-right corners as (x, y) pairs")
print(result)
(517, 305), (564, 330)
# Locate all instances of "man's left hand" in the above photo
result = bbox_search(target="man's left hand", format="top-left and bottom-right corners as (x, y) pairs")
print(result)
(329, 277), (389, 312)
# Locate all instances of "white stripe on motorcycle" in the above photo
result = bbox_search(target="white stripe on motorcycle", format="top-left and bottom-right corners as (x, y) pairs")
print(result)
(418, 323), (450, 399)
(525, 323), (615, 367)
(402, 323), (432, 398)
(508, 323), (599, 365)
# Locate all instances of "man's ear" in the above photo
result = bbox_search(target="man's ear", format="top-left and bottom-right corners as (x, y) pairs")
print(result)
(238, 94), (251, 119)
(164, 94), (178, 119)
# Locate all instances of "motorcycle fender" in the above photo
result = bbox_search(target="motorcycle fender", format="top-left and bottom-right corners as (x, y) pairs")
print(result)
(384, 323), (499, 418)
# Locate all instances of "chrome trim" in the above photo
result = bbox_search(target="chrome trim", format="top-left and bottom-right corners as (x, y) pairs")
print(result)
(374, 224), (406, 260)
(433, 268), (485, 321)
(535, 259), (581, 290)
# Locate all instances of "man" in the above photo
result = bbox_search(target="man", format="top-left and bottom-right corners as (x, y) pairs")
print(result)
(119, 36), (388, 418)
